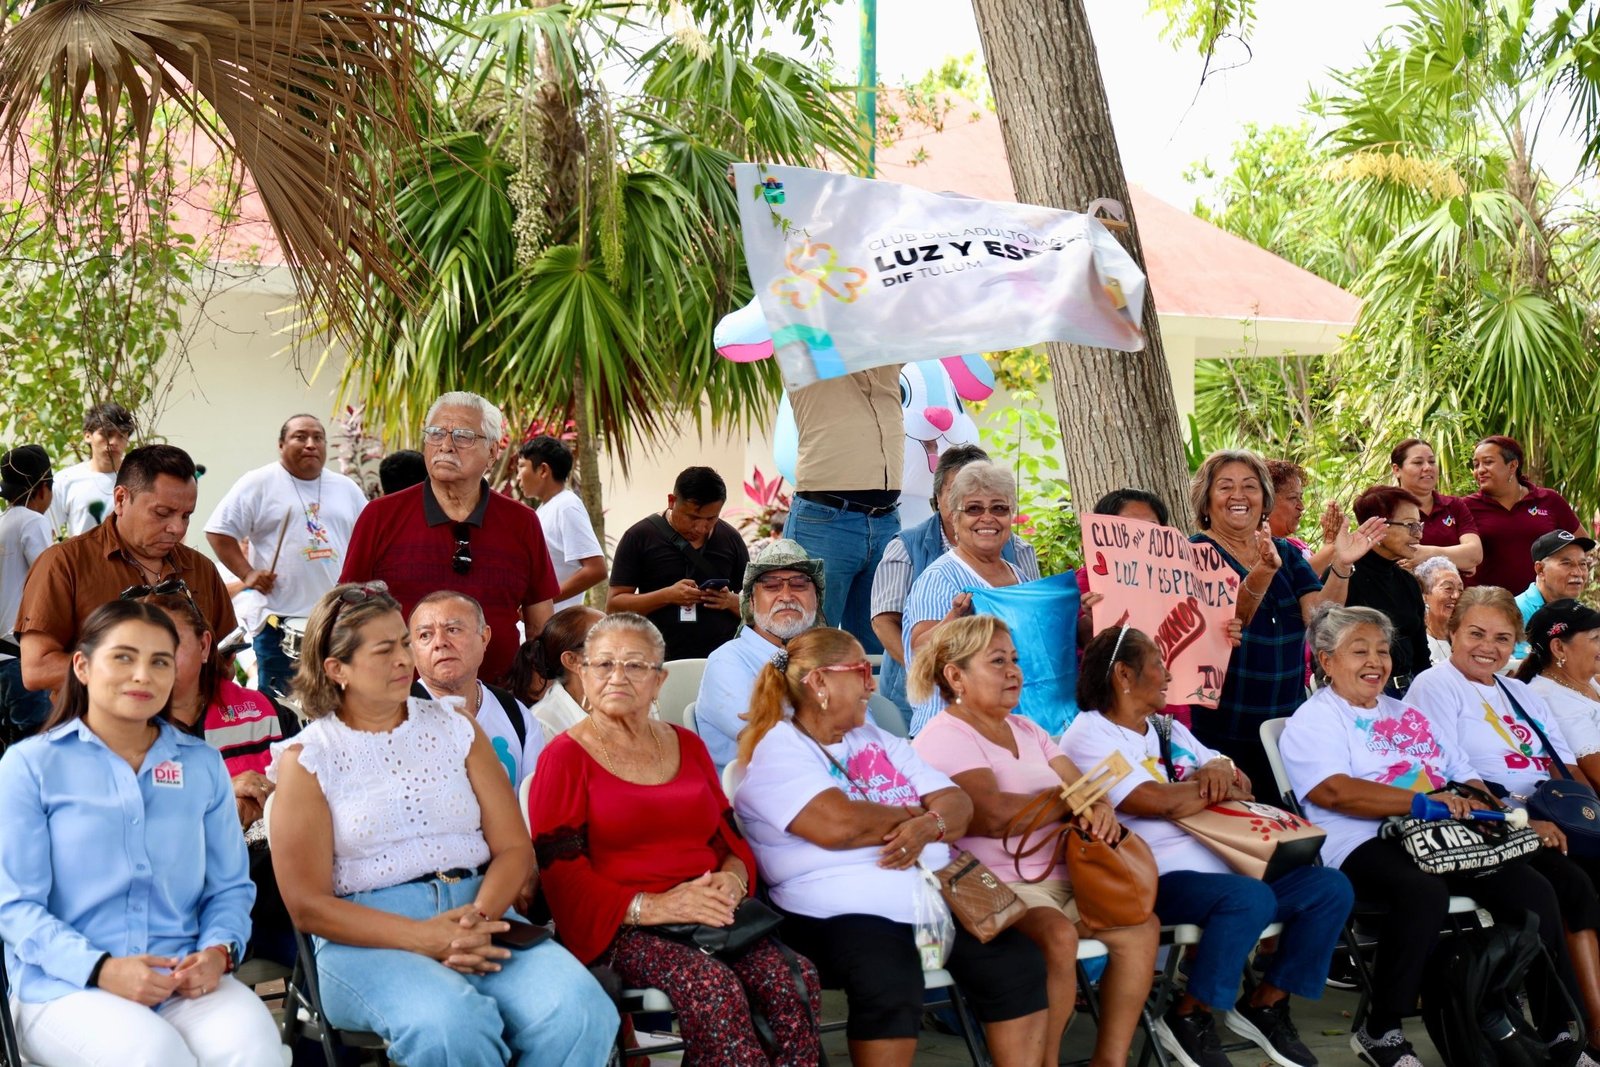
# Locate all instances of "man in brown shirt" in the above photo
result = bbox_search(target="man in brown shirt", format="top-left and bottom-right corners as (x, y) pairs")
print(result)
(781, 365), (904, 654)
(17, 444), (235, 694)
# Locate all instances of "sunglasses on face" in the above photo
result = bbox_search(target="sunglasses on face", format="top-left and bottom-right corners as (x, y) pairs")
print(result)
(814, 661), (873, 685)
(451, 522), (473, 575)
(960, 503), (1014, 518)
(120, 577), (193, 603)
(1390, 521), (1425, 535)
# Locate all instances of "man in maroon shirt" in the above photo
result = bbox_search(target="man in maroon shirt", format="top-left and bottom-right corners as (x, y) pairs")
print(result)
(340, 391), (556, 682)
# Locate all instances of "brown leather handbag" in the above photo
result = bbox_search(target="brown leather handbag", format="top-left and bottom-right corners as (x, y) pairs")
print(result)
(926, 849), (1028, 943)
(1004, 751), (1159, 930)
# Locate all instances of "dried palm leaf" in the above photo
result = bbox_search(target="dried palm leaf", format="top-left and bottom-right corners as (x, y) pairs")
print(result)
(0, 0), (430, 338)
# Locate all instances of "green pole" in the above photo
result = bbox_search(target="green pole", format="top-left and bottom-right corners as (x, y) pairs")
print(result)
(858, 0), (877, 177)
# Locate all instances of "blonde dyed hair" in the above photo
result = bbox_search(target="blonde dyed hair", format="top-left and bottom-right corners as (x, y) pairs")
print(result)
(1448, 585), (1525, 643)
(292, 582), (403, 717)
(906, 614), (1011, 704)
(737, 627), (863, 766)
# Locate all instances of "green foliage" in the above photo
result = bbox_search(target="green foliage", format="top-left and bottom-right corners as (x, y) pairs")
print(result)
(346, 4), (863, 468)
(1148, 0), (1257, 55)
(1189, 0), (1600, 520)
(0, 112), (203, 464)
(973, 356), (1080, 576)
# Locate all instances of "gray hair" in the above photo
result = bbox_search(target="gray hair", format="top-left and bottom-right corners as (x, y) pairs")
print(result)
(1413, 556), (1462, 594)
(1307, 603), (1395, 684)
(942, 461), (1017, 519)
(585, 612), (667, 661)
(426, 391), (504, 445)
(1189, 449), (1274, 530)
(411, 589), (487, 630)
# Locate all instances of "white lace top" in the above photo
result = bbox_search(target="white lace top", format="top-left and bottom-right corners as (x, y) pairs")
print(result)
(268, 697), (491, 896)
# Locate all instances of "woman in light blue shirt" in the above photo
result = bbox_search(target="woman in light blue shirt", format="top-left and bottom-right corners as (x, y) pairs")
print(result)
(0, 600), (281, 1067)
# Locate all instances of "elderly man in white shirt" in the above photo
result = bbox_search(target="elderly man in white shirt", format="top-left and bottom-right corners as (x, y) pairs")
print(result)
(695, 539), (824, 773)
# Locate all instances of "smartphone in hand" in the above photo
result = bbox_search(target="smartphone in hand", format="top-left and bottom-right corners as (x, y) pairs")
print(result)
(492, 920), (554, 951)
(698, 578), (731, 591)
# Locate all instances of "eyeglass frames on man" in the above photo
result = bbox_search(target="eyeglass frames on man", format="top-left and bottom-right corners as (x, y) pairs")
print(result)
(756, 575), (814, 593)
(422, 425), (488, 448)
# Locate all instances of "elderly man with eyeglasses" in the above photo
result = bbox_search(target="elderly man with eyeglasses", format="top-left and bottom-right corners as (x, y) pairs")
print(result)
(693, 539), (825, 773)
(340, 391), (558, 685)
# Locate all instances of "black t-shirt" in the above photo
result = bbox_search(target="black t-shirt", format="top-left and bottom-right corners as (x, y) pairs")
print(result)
(609, 515), (749, 659)
(1345, 553), (1430, 688)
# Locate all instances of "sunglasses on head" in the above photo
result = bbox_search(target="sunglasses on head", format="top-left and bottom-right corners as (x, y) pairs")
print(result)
(120, 577), (193, 603)
(330, 581), (391, 624)
(451, 522), (473, 575)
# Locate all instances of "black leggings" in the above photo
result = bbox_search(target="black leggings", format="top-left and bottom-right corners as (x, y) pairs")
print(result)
(1341, 836), (1580, 1036)
(775, 910), (1047, 1041)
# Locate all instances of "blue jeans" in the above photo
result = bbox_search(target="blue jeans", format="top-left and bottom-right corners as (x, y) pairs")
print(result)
(314, 875), (616, 1066)
(252, 626), (294, 701)
(784, 496), (901, 654)
(0, 657), (51, 731)
(1155, 866), (1353, 1011)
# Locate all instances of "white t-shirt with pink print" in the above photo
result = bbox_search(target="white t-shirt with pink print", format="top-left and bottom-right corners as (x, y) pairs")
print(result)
(736, 719), (955, 923)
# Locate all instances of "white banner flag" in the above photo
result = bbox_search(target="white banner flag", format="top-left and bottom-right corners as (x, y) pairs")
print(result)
(733, 163), (1148, 390)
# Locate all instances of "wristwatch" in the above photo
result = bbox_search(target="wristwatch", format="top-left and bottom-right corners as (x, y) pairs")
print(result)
(208, 943), (238, 974)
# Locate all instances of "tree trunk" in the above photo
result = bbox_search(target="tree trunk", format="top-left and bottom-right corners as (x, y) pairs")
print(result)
(971, 0), (1194, 529)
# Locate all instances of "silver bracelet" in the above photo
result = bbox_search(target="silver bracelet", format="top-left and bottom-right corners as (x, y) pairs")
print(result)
(626, 892), (645, 926)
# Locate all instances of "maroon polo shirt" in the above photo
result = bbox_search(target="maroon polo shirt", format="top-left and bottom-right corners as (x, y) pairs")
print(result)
(1418, 491), (1478, 549)
(1461, 485), (1582, 592)
(340, 479), (558, 682)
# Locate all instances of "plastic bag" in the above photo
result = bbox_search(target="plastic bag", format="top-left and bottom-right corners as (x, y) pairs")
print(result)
(913, 865), (955, 969)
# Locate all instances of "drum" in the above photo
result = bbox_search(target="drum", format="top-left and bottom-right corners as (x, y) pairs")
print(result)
(280, 617), (310, 662)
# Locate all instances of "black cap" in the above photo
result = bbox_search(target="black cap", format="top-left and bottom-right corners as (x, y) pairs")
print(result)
(0, 445), (51, 504)
(1527, 598), (1600, 653)
(1531, 529), (1596, 562)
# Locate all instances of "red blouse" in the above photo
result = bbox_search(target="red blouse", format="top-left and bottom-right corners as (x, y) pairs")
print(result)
(530, 725), (757, 964)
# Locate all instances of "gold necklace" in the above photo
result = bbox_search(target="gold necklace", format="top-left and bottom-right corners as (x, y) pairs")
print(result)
(1547, 672), (1599, 703)
(589, 717), (665, 783)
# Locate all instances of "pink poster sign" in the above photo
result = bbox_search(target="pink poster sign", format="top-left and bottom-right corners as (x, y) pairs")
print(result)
(1084, 515), (1239, 707)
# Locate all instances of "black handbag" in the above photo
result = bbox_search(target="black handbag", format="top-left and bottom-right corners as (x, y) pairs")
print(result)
(1494, 679), (1600, 858)
(647, 897), (784, 958)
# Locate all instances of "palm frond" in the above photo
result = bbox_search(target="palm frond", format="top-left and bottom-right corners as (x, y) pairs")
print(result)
(0, 0), (430, 337)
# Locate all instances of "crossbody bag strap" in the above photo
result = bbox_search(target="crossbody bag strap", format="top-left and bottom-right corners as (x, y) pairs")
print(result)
(1494, 678), (1576, 782)
(1152, 714), (1178, 783)
(794, 721), (871, 799)
(647, 513), (722, 583)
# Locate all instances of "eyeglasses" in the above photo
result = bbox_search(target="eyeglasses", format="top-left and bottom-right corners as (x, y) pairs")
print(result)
(756, 575), (814, 593)
(422, 425), (488, 448)
(1391, 521), (1425, 535)
(581, 658), (663, 682)
(120, 577), (193, 603)
(814, 661), (873, 684)
(960, 503), (1014, 518)
(451, 522), (473, 575)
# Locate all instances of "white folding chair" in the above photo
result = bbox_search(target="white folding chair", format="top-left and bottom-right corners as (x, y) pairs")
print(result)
(867, 693), (909, 738)
(655, 659), (707, 726)
(518, 772), (536, 833)
(683, 701), (698, 736)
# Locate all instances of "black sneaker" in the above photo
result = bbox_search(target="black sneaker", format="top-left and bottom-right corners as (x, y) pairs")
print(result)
(1325, 946), (1362, 990)
(1224, 996), (1316, 1067)
(1350, 1024), (1425, 1067)
(1154, 1006), (1234, 1067)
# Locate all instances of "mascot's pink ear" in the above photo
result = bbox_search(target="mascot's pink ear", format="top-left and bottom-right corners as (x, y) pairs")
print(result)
(714, 297), (775, 363)
(940, 355), (995, 402)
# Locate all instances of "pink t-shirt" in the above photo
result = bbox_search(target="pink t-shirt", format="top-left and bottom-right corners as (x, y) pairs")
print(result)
(912, 712), (1068, 883)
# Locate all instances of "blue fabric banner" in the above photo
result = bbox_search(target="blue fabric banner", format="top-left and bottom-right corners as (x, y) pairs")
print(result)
(966, 570), (1080, 736)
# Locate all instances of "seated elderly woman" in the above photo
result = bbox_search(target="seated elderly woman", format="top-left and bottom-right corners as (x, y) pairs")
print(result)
(1412, 557), (1463, 666)
(144, 590), (293, 966)
(528, 604), (605, 743)
(0, 601), (282, 1067)
(268, 582), (615, 1067)
(1406, 586), (1600, 1055)
(903, 461), (1027, 735)
(1517, 599), (1600, 786)
(910, 615), (1159, 1067)
(531, 612), (821, 1065)
(1188, 449), (1385, 802)
(1281, 604), (1596, 1067)
(1063, 625), (1352, 1067)
(735, 626), (1049, 1067)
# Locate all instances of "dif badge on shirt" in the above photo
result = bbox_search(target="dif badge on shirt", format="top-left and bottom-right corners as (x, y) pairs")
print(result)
(152, 759), (184, 788)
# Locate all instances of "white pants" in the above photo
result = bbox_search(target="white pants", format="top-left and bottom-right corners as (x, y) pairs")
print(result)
(14, 974), (285, 1067)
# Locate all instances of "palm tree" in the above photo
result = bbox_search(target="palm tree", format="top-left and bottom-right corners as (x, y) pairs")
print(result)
(0, 0), (433, 340)
(341, 0), (864, 542)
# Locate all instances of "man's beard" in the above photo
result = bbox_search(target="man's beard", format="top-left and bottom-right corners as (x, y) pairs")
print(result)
(758, 601), (816, 641)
